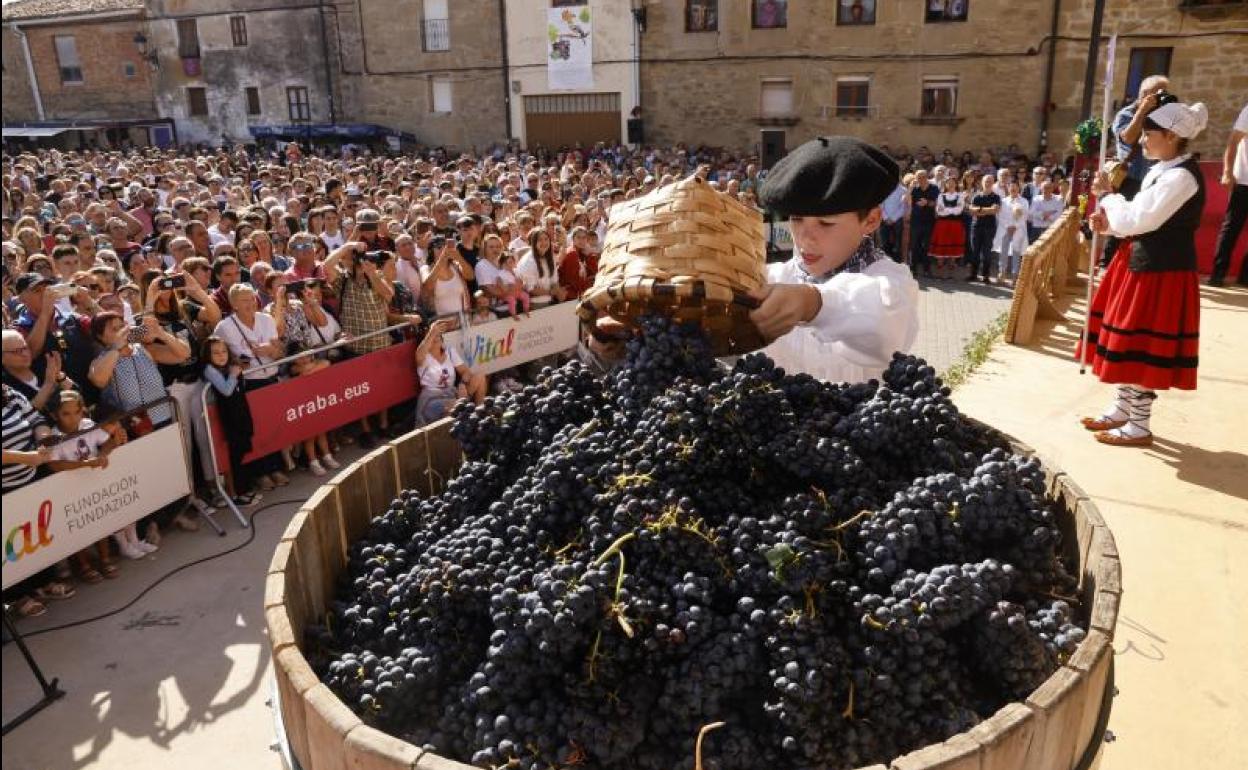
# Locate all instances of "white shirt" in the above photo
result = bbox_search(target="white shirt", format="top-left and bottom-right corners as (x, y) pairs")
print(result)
(515, 251), (556, 305)
(1028, 195), (1065, 230)
(395, 257), (428, 298)
(935, 192), (964, 217)
(473, 259), (509, 311)
(207, 225), (234, 247)
(508, 235), (530, 255)
(994, 195), (1031, 252)
(320, 229), (346, 251)
(760, 257), (919, 383)
(1099, 154), (1200, 238)
(1232, 103), (1248, 186)
(50, 418), (110, 463)
(214, 312), (281, 380)
(418, 346), (463, 392)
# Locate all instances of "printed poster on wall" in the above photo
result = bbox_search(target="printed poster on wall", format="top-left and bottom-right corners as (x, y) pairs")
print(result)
(547, 4), (593, 91)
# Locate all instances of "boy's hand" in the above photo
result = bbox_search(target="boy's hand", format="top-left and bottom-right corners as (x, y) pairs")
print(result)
(748, 284), (822, 342)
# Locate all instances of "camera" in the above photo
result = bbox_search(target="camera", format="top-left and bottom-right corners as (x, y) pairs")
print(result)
(430, 235), (448, 252)
(157, 275), (187, 290)
(285, 279), (308, 295)
(359, 250), (391, 265)
(48, 283), (78, 300)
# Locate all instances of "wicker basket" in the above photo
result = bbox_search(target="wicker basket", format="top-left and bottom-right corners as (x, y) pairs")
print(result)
(577, 175), (768, 356)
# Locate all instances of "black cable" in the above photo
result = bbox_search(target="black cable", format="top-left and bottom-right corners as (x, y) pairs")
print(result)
(2, 497), (302, 644)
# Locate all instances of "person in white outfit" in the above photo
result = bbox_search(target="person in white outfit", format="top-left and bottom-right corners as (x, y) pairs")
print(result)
(994, 181), (1030, 285)
(748, 136), (920, 383)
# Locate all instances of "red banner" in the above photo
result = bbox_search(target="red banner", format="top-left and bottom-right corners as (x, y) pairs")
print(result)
(1198, 161), (1246, 277)
(210, 341), (419, 468)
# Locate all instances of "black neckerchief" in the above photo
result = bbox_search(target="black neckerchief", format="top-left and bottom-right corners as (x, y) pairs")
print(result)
(796, 237), (887, 284)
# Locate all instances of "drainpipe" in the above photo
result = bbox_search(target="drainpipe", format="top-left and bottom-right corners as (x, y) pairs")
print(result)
(1038, 0), (1061, 154)
(499, 0), (512, 140)
(1079, 0), (1107, 119)
(12, 24), (47, 121)
(317, 0), (337, 123)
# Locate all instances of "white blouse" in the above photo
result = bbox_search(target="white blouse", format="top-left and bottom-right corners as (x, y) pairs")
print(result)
(1099, 154), (1199, 238)
(760, 257), (920, 383)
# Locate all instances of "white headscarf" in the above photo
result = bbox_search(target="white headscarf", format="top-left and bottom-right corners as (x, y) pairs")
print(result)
(1146, 102), (1209, 139)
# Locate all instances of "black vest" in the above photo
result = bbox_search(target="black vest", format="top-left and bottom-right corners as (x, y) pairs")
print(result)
(1130, 157), (1204, 273)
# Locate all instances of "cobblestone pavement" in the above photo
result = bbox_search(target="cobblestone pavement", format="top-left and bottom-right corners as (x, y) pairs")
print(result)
(909, 275), (1014, 374)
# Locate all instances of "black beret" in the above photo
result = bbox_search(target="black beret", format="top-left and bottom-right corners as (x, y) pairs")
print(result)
(759, 136), (900, 217)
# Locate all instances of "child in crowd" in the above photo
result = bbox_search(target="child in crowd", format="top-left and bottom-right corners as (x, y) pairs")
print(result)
(497, 251), (531, 319)
(44, 390), (140, 562)
(199, 336), (261, 506)
(286, 352), (341, 477)
(994, 181), (1031, 286)
(469, 290), (496, 325)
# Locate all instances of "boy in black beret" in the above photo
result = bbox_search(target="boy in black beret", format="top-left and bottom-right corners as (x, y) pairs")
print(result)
(749, 136), (920, 382)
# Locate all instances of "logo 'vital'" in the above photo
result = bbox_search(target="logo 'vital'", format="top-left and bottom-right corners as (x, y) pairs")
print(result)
(5, 499), (54, 564)
(463, 328), (515, 367)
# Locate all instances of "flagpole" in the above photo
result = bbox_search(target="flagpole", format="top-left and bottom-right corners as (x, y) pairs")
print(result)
(1079, 32), (1117, 375)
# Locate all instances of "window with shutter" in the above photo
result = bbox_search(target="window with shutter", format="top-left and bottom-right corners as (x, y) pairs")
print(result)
(54, 36), (83, 84)
(760, 79), (794, 117)
(287, 87), (311, 122)
(231, 16), (248, 47)
(187, 87), (208, 116)
(177, 19), (200, 58)
(431, 77), (453, 113)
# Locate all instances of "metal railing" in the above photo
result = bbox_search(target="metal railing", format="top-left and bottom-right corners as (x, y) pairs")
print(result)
(422, 18), (450, 52)
(200, 321), (417, 529)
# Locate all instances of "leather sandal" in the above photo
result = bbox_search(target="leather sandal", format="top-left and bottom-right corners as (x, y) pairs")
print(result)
(1095, 430), (1153, 447)
(1081, 416), (1127, 431)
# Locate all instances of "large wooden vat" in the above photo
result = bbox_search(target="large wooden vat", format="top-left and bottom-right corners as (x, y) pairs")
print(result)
(265, 418), (1120, 770)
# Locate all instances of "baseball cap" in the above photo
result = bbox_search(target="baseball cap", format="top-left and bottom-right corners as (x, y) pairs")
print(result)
(14, 272), (56, 294)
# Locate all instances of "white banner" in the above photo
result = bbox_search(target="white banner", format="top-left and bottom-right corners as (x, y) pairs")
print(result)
(446, 301), (580, 376)
(547, 4), (594, 91)
(2, 424), (191, 590)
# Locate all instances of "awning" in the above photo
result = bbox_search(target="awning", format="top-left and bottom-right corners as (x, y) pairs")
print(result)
(248, 123), (416, 142)
(2, 125), (103, 138)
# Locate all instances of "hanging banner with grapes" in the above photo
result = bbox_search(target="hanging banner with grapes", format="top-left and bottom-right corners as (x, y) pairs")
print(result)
(547, 4), (593, 90)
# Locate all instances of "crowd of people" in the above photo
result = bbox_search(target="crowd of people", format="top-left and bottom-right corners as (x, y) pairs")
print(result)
(0, 136), (1082, 620)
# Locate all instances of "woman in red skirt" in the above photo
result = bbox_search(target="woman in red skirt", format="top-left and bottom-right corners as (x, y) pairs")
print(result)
(929, 177), (966, 279)
(1079, 100), (1208, 447)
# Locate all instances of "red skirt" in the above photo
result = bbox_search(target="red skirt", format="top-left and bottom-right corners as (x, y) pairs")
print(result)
(929, 218), (966, 258)
(1076, 243), (1199, 390)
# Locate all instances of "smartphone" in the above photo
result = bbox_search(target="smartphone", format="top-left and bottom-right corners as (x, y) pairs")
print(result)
(126, 325), (148, 343)
(158, 275), (187, 290)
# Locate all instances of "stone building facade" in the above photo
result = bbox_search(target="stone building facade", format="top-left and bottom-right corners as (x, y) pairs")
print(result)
(333, 0), (508, 151)
(637, 0), (1247, 161)
(1048, 0), (1248, 161)
(504, 0), (640, 151)
(1, 0), (164, 146)
(145, 0), (339, 147)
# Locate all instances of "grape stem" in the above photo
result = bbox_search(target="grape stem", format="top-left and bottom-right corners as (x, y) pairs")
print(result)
(694, 721), (726, 770)
(842, 680), (855, 719)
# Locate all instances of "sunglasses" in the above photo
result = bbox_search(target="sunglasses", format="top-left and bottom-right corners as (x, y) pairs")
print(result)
(77, 282), (101, 291)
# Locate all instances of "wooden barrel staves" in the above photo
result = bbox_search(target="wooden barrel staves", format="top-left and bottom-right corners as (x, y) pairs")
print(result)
(266, 419), (1120, 770)
(577, 175), (769, 356)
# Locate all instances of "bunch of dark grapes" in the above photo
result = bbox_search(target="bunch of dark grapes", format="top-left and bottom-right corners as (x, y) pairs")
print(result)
(316, 315), (1089, 770)
(968, 599), (1087, 702)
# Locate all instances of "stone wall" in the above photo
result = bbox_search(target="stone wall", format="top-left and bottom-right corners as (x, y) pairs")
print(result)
(1049, 0), (1248, 161)
(3, 17), (157, 122)
(148, 0), (336, 147)
(1, 27), (39, 122)
(637, 0), (1247, 160)
(333, 0), (508, 150)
